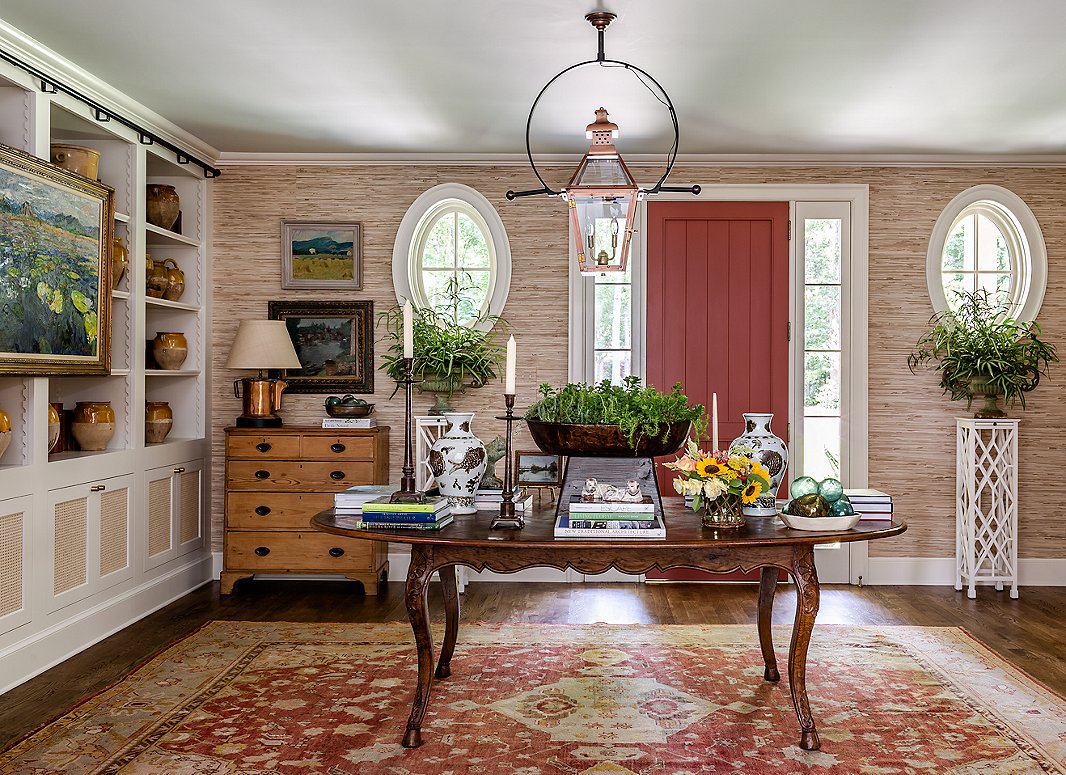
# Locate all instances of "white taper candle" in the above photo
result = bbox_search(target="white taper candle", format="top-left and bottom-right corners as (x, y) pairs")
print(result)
(402, 300), (413, 359)
(712, 392), (719, 453)
(504, 334), (516, 394)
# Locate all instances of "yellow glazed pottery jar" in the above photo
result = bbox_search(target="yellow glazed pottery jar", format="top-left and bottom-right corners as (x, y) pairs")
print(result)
(112, 237), (129, 288)
(152, 332), (188, 370)
(71, 401), (115, 452)
(146, 258), (169, 298)
(48, 403), (61, 452)
(145, 401), (174, 443)
(161, 258), (185, 301)
(0, 407), (11, 460)
(51, 144), (100, 179)
(145, 184), (180, 230)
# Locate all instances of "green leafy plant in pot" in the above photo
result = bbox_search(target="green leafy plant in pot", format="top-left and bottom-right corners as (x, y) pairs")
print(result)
(380, 276), (506, 415)
(907, 289), (1057, 417)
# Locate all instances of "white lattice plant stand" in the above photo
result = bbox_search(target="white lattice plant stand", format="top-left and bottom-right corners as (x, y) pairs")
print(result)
(955, 418), (1019, 599)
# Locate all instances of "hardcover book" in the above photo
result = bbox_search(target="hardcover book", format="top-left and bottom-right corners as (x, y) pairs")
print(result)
(350, 516), (454, 531)
(358, 496), (449, 513)
(568, 496), (655, 513)
(321, 417), (378, 428)
(553, 513), (666, 539)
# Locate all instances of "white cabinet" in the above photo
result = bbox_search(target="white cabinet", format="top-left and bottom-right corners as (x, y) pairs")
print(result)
(144, 459), (204, 571)
(0, 494), (32, 637)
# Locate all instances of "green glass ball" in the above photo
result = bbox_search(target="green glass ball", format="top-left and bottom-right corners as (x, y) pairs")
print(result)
(818, 478), (844, 503)
(830, 497), (855, 516)
(792, 493), (831, 517)
(789, 476), (819, 499)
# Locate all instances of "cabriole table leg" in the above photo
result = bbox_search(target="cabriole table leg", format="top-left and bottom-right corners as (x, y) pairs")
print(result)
(435, 564), (460, 679)
(757, 566), (781, 682)
(788, 545), (821, 750)
(402, 545), (436, 748)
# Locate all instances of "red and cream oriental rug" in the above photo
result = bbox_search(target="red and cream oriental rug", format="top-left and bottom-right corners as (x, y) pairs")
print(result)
(2, 622), (1064, 774)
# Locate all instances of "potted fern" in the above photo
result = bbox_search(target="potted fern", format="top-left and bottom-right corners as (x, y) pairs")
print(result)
(907, 289), (1057, 417)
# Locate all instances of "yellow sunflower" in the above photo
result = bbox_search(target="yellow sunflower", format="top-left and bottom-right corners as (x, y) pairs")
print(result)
(741, 479), (764, 504)
(720, 467), (739, 480)
(695, 458), (727, 478)
(751, 461), (770, 481)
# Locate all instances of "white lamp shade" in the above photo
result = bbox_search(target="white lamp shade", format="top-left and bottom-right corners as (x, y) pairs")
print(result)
(225, 320), (302, 370)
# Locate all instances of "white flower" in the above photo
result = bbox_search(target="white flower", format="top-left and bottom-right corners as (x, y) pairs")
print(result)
(702, 478), (727, 500)
(672, 477), (684, 495)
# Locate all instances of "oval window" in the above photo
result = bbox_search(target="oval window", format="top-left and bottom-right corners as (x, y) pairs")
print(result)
(927, 185), (1046, 321)
(393, 184), (510, 329)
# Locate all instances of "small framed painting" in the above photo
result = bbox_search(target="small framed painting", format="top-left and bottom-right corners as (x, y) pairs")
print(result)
(515, 451), (564, 487)
(267, 300), (373, 393)
(281, 221), (362, 290)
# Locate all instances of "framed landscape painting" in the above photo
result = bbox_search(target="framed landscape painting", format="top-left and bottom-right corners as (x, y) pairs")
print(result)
(516, 451), (564, 487)
(281, 221), (362, 290)
(0, 142), (113, 375)
(267, 300), (373, 393)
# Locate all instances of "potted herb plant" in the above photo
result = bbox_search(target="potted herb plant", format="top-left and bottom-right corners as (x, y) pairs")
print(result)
(524, 377), (707, 457)
(380, 277), (506, 414)
(907, 289), (1057, 417)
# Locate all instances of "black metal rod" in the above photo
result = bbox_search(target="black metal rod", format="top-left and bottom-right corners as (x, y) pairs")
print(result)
(0, 47), (221, 178)
(499, 395), (517, 519)
(505, 187), (552, 200)
(400, 357), (416, 492)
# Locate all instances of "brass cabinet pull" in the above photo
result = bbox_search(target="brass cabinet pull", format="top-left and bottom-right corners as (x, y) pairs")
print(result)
(255, 442), (272, 453)
(173, 467), (185, 473)
(329, 547), (344, 557)
(254, 546), (270, 556)
(255, 470), (270, 479)
(329, 470), (345, 480)
(90, 484), (105, 492)
(254, 505), (271, 516)
(330, 443), (346, 453)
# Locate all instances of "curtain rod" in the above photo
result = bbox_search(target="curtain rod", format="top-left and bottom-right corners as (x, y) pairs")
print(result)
(0, 47), (221, 178)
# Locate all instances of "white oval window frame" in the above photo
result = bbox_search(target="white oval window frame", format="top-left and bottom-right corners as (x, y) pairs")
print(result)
(393, 183), (511, 331)
(926, 184), (1047, 322)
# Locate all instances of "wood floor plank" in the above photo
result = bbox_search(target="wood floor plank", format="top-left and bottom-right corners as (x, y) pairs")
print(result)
(1, 581), (1064, 749)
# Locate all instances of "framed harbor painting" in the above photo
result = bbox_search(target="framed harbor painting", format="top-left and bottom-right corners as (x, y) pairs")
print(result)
(0, 142), (114, 375)
(281, 221), (362, 290)
(267, 300), (374, 393)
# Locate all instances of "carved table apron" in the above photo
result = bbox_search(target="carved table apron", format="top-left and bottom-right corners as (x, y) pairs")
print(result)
(312, 504), (906, 751)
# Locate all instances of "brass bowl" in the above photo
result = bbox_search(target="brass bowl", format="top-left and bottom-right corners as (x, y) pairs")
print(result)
(324, 402), (375, 418)
(525, 419), (690, 458)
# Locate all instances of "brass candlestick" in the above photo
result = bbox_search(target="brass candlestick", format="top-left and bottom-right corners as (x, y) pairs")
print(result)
(390, 357), (426, 504)
(491, 393), (523, 529)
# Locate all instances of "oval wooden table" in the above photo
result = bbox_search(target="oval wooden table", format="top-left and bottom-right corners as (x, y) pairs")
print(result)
(313, 503), (906, 751)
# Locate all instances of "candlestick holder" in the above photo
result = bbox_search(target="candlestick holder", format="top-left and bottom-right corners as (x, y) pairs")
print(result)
(491, 393), (524, 529)
(390, 357), (426, 504)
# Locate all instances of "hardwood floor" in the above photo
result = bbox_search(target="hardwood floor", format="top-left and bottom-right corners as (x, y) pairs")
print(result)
(2, 580), (1064, 750)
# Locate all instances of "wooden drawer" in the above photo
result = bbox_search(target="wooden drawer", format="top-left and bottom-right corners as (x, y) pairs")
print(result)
(226, 491), (336, 530)
(226, 530), (377, 572)
(301, 434), (375, 461)
(227, 460), (375, 491)
(226, 434), (302, 459)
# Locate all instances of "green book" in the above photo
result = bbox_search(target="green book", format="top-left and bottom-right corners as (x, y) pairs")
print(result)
(359, 495), (448, 513)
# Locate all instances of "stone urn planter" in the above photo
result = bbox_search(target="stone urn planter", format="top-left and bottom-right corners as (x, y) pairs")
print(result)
(525, 419), (691, 458)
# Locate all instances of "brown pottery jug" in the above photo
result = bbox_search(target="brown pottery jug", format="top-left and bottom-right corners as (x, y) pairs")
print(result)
(71, 401), (115, 452)
(152, 332), (188, 370)
(145, 184), (180, 230)
(161, 258), (185, 301)
(145, 401), (174, 443)
(146, 257), (168, 298)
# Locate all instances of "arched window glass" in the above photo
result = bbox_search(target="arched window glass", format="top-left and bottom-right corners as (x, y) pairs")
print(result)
(927, 185), (1046, 321)
(393, 184), (510, 329)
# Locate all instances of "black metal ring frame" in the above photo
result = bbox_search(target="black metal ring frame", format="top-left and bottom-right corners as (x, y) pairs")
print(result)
(506, 57), (699, 200)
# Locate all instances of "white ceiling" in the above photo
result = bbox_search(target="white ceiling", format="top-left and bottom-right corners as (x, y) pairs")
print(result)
(3, 0), (1066, 159)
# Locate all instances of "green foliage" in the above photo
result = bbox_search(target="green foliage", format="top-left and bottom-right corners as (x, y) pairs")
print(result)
(379, 275), (506, 393)
(908, 289), (1058, 409)
(525, 376), (708, 448)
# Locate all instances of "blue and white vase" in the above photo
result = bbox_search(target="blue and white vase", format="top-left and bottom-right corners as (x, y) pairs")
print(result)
(428, 413), (487, 515)
(728, 412), (788, 516)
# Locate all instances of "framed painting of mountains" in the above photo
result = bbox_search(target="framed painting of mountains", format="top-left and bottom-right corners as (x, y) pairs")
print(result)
(281, 221), (362, 290)
(0, 142), (113, 375)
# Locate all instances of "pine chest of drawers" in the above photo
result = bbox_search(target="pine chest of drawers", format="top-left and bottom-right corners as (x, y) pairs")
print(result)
(222, 426), (390, 594)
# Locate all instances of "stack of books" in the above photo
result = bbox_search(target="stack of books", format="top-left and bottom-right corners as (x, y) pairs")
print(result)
(553, 495), (665, 539)
(844, 488), (893, 521)
(352, 496), (453, 530)
(321, 416), (377, 428)
(333, 484), (394, 513)
(473, 487), (534, 512)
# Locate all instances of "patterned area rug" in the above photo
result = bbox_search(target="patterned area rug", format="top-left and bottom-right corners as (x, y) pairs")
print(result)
(2, 622), (1064, 774)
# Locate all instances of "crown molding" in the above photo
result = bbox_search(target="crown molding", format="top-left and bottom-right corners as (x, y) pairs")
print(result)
(0, 19), (220, 163)
(217, 151), (1066, 169)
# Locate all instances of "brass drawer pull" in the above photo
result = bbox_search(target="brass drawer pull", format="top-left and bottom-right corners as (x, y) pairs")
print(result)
(330, 470), (345, 480)
(173, 467), (185, 473)
(330, 443), (346, 453)
(254, 546), (270, 556)
(329, 547), (345, 557)
(90, 484), (105, 492)
(255, 505), (271, 516)
(255, 470), (270, 479)
(256, 442), (272, 453)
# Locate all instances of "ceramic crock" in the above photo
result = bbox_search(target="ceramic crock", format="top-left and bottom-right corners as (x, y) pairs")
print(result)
(71, 401), (115, 452)
(161, 258), (185, 301)
(111, 237), (129, 288)
(0, 407), (11, 459)
(428, 412), (487, 514)
(48, 403), (61, 452)
(145, 401), (174, 443)
(51, 144), (100, 179)
(152, 332), (188, 370)
(145, 184), (180, 230)
(728, 412), (789, 516)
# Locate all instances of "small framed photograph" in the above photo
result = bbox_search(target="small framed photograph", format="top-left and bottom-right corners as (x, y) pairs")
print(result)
(281, 221), (362, 290)
(515, 451), (564, 487)
(267, 300), (373, 393)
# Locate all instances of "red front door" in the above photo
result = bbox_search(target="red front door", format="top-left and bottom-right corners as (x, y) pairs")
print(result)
(645, 201), (790, 581)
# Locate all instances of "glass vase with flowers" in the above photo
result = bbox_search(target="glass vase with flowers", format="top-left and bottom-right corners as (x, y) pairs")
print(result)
(662, 441), (772, 529)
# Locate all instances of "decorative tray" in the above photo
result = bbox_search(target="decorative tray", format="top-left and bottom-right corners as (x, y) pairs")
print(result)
(777, 511), (861, 531)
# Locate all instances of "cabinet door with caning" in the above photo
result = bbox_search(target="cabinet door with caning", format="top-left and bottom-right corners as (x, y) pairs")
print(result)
(0, 495), (32, 637)
(145, 459), (204, 572)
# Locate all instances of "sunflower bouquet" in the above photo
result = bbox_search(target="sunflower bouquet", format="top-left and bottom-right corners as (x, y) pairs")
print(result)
(662, 440), (772, 512)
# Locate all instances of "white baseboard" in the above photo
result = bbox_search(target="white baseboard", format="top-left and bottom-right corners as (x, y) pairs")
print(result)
(0, 554), (214, 695)
(864, 557), (1066, 586)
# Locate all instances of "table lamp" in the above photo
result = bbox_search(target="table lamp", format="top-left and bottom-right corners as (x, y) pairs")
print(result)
(225, 320), (302, 427)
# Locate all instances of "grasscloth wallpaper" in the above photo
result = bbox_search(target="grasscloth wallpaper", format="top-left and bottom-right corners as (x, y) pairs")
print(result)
(211, 164), (1066, 561)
